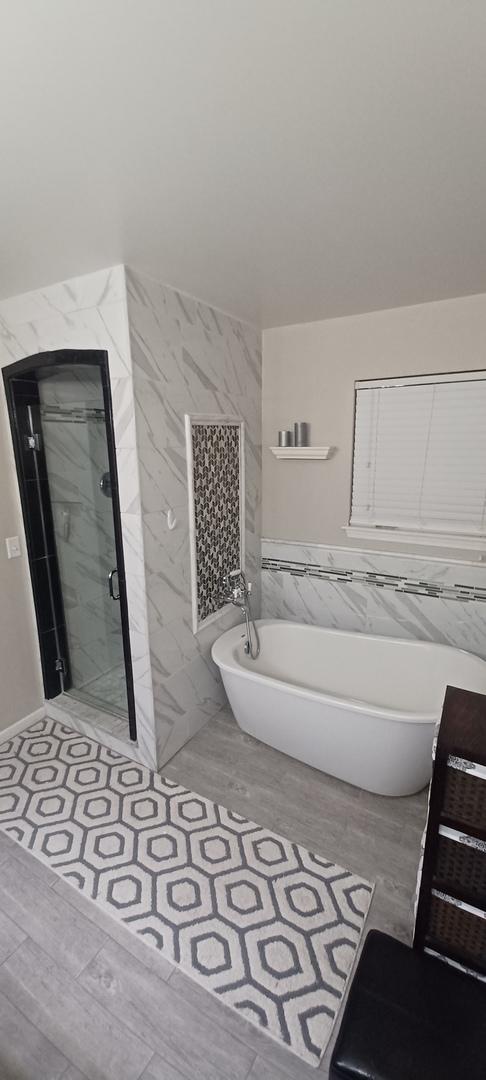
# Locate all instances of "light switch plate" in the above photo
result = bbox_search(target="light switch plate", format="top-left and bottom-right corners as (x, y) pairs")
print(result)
(6, 536), (21, 559)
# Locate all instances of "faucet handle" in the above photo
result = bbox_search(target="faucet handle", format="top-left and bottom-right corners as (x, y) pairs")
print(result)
(222, 569), (241, 590)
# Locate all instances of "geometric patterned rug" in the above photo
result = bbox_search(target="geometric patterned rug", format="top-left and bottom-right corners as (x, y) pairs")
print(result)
(0, 718), (373, 1067)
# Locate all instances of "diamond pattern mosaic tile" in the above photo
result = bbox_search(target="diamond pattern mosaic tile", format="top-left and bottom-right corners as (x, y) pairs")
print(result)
(191, 422), (241, 624)
(0, 718), (373, 1066)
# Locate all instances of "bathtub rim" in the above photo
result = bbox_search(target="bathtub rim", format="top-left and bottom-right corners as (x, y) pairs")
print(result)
(211, 618), (485, 727)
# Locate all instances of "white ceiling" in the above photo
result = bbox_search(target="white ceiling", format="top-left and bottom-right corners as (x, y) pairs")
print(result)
(1, 1), (486, 328)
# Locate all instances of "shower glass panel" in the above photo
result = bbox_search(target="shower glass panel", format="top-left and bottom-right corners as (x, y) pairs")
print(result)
(37, 364), (129, 718)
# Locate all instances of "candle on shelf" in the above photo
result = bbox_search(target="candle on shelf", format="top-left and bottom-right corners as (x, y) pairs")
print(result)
(294, 422), (309, 447)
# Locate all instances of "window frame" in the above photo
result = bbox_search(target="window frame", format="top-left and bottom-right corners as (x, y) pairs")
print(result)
(344, 369), (486, 553)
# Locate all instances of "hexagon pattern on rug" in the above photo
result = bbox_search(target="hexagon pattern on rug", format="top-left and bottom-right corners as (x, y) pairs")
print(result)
(0, 718), (373, 1066)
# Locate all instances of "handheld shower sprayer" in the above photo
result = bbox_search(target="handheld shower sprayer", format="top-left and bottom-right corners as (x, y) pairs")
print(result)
(221, 568), (260, 660)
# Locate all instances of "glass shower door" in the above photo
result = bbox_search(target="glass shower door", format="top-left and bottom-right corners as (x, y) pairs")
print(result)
(38, 364), (129, 718)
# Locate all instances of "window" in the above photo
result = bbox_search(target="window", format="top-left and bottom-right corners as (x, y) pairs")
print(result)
(346, 371), (486, 550)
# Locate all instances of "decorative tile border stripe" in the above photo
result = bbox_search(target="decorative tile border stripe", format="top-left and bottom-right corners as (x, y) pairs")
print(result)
(261, 557), (486, 604)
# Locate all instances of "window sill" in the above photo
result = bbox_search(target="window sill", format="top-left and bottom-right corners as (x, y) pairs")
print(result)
(343, 525), (486, 553)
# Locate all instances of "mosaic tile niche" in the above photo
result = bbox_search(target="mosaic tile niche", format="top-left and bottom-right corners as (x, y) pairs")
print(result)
(188, 418), (244, 629)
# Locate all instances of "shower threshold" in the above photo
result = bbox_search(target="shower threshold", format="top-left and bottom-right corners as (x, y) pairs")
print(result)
(48, 692), (132, 750)
(69, 663), (129, 720)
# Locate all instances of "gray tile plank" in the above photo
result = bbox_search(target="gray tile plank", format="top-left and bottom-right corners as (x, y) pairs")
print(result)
(79, 942), (255, 1080)
(0, 829), (15, 860)
(139, 1057), (188, 1080)
(366, 879), (414, 945)
(0, 987), (68, 1080)
(0, 855), (107, 976)
(0, 906), (26, 964)
(357, 783), (428, 829)
(6, 836), (62, 886)
(163, 754), (252, 812)
(0, 827), (14, 848)
(248, 1058), (309, 1080)
(0, 938), (153, 1080)
(52, 876), (174, 983)
(167, 969), (318, 1080)
(163, 746), (347, 862)
(339, 816), (420, 891)
(163, 751), (346, 862)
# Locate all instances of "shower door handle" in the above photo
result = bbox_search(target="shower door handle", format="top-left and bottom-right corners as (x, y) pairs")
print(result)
(108, 568), (120, 600)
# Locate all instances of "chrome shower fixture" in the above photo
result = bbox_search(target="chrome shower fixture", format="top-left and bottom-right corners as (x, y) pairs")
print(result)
(221, 568), (260, 660)
(100, 471), (113, 498)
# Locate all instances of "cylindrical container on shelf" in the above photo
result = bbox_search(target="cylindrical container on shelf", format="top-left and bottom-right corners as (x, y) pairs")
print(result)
(294, 422), (309, 447)
(278, 429), (293, 447)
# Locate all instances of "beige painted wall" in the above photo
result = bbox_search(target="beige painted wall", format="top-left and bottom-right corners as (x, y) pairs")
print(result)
(0, 394), (43, 732)
(263, 291), (486, 555)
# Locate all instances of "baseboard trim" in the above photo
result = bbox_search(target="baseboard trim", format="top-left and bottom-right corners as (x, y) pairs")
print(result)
(0, 705), (46, 743)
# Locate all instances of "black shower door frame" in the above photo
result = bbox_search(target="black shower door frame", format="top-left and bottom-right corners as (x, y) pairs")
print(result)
(3, 348), (137, 741)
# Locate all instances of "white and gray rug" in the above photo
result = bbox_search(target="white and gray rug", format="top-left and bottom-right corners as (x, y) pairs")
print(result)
(0, 717), (373, 1066)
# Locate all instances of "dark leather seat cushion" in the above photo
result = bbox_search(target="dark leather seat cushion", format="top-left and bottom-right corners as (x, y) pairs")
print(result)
(330, 930), (486, 1080)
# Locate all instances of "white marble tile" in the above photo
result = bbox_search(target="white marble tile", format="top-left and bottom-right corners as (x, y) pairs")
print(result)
(120, 514), (145, 579)
(156, 701), (223, 767)
(261, 569), (368, 633)
(116, 449), (141, 514)
(111, 377), (137, 449)
(131, 682), (157, 767)
(144, 502), (188, 559)
(137, 439), (188, 515)
(123, 571), (150, 639)
(156, 654), (225, 721)
(134, 380), (186, 450)
(149, 618), (200, 681)
(262, 540), (486, 659)
(146, 570), (189, 632)
(0, 303), (131, 378)
(262, 538), (486, 588)
(0, 265), (126, 327)
(127, 628), (152, 689)
(129, 316), (189, 395)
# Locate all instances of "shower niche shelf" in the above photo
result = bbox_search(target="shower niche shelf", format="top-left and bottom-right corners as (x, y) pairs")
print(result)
(270, 446), (332, 460)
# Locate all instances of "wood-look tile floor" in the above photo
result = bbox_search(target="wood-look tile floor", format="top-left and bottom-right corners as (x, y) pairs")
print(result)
(0, 705), (427, 1080)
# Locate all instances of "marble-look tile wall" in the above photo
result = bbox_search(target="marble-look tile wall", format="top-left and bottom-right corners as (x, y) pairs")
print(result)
(0, 266), (157, 769)
(262, 539), (486, 659)
(0, 264), (262, 768)
(126, 268), (262, 765)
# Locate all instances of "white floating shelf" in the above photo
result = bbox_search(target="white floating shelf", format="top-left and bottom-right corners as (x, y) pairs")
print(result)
(270, 446), (332, 460)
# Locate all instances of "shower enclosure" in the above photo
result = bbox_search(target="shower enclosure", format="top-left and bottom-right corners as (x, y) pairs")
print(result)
(3, 349), (136, 739)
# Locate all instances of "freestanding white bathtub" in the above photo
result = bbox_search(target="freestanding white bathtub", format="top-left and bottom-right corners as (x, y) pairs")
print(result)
(212, 619), (486, 797)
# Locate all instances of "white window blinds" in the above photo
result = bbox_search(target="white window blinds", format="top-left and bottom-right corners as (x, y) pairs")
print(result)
(350, 372), (486, 538)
